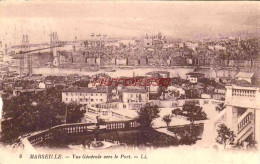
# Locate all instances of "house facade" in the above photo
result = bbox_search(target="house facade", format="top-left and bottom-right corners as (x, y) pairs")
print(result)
(216, 85), (260, 147)
(121, 88), (149, 103)
(62, 87), (109, 104)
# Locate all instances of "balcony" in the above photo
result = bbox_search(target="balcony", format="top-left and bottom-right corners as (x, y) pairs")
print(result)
(226, 86), (260, 109)
(232, 89), (256, 98)
(236, 112), (253, 143)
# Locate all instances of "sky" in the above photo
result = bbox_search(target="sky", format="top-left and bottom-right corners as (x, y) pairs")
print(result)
(0, 1), (259, 45)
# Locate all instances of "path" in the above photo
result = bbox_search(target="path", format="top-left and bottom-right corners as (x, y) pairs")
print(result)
(155, 128), (176, 137)
(195, 103), (219, 148)
(153, 103), (220, 148)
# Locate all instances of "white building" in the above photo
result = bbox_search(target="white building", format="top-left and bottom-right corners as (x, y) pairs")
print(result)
(185, 41), (198, 51)
(122, 88), (149, 104)
(167, 85), (185, 98)
(53, 52), (66, 67)
(186, 72), (205, 83)
(119, 40), (136, 46)
(116, 58), (127, 65)
(62, 87), (109, 105)
(235, 72), (255, 84)
(38, 82), (46, 89)
(84, 104), (138, 122)
(216, 85), (260, 147)
(214, 44), (226, 51)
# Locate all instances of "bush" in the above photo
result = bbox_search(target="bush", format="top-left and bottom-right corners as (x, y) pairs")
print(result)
(172, 108), (182, 116)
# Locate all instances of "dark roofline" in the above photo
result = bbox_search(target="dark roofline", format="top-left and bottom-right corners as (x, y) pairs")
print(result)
(186, 72), (205, 77)
(122, 88), (148, 93)
(62, 87), (108, 93)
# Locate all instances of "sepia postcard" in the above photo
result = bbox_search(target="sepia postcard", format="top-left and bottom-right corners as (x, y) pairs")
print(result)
(0, 1), (259, 164)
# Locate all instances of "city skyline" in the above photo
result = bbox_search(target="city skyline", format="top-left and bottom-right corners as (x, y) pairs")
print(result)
(0, 1), (260, 161)
(0, 1), (259, 45)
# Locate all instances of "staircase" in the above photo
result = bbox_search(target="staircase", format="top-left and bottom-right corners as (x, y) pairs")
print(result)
(214, 108), (227, 127)
(236, 111), (253, 143)
(215, 108), (254, 143)
(84, 112), (98, 123)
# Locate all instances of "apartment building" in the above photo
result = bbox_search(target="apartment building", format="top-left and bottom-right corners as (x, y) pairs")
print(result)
(62, 87), (109, 104)
(121, 87), (149, 103)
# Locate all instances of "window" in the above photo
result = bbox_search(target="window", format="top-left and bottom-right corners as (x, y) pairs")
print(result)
(100, 94), (102, 96)
(86, 99), (88, 101)
(100, 99), (103, 102)
(66, 98), (68, 101)
(80, 98), (82, 101)
(80, 93), (82, 96)
(96, 94), (98, 96)
(91, 99), (93, 102)
(66, 92), (68, 96)
(91, 94), (93, 96)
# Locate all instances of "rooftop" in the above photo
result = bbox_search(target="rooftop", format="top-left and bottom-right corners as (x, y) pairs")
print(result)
(183, 84), (204, 90)
(234, 79), (253, 87)
(186, 72), (205, 78)
(62, 87), (108, 93)
(235, 72), (255, 78)
(122, 87), (148, 93)
(215, 84), (226, 90)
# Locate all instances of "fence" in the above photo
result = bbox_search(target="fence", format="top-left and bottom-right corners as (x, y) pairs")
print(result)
(26, 120), (139, 146)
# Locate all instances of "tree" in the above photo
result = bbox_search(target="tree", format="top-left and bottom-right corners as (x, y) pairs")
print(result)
(216, 103), (225, 112)
(162, 114), (172, 127)
(216, 124), (235, 149)
(66, 103), (85, 123)
(183, 104), (207, 123)
(1, 87), (67, 143)
(181, 104), (207, 144)
(137, 104), (160, 129)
